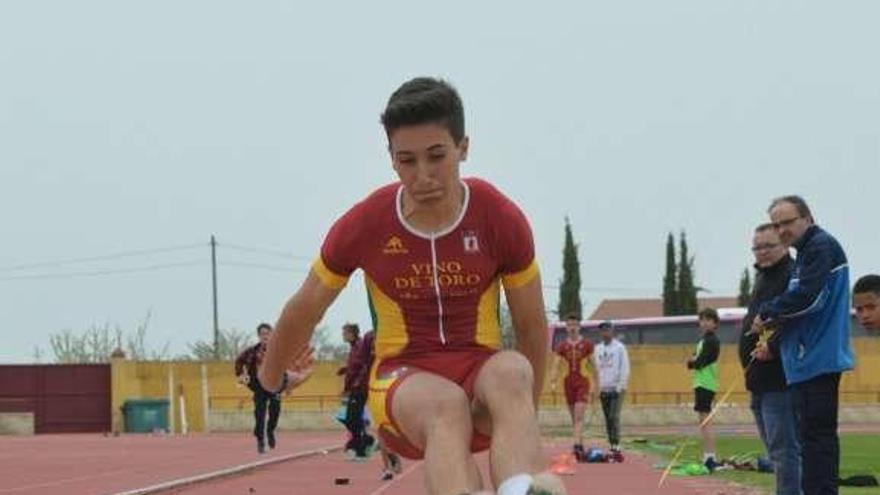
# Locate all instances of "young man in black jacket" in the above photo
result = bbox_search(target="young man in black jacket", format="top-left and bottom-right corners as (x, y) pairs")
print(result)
(235, 323), (313, 453)
(739, 224), (800, 495)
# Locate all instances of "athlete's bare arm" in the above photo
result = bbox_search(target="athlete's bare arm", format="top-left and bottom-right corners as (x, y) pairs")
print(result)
(258, 271), (342, 392)
(505, 273), (548, 404)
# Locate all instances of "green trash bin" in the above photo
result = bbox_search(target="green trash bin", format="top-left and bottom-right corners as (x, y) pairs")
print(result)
(122, 399), (170, 433)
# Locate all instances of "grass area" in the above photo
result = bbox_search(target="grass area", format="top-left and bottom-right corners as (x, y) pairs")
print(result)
(624, 433), (880, 494)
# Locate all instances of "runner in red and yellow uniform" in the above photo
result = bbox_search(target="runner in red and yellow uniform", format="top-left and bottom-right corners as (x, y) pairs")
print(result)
(259, 78), (566, 495)
(549, 313), (594, 461)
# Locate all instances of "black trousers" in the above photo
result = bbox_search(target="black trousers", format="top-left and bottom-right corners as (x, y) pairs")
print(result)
(599, 391), (624, 447)
(793, 372), (841, 495)
(252, 387), (281, 442)
(344, 390), (372, 455)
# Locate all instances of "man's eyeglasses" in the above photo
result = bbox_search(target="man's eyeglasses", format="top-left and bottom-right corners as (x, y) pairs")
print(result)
(751, 243), (780, 252)
(771, 216), (801, 229)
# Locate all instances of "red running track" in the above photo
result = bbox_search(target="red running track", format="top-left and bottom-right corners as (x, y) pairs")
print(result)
(0, 432), (336, 495)
(0, 432), (760, 495)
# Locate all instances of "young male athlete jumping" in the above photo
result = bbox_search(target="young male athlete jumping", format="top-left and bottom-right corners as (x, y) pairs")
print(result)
(259, 77), (566, 495)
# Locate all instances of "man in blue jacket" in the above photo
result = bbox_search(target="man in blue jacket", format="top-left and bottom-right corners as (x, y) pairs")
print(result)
(752, 195), (854, 495)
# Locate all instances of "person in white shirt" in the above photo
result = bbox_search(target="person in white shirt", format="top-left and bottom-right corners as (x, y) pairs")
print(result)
(592, 320), (630, 457)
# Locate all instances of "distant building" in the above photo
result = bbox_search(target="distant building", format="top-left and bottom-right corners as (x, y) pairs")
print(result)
(549, 296), (867, 347)
(588, 297), (739, 320)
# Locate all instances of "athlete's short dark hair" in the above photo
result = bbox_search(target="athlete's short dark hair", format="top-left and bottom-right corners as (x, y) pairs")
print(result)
(854, 274), (880, 296)
(342, 322), (360, 338)
(698, 308), (720, 324)
(381, 77), (465, 144)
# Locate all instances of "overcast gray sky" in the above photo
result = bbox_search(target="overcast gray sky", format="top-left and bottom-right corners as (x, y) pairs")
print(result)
(2, 1), (878, 363)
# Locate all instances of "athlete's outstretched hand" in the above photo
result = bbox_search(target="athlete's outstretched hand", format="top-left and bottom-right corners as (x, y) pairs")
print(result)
(284, 347), (315, 393)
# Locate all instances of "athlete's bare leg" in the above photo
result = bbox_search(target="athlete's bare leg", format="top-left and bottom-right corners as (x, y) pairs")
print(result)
(472, 351), (567, 494)
(392, 373), (483, 495)
(571, 400), (586, 447)
(698, 411), (716, 457)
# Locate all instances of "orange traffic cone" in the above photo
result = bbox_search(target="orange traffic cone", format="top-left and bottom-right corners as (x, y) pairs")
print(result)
(549, 452), (577, 476)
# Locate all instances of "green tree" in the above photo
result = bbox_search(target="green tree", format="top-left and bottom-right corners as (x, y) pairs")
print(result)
(557, 217), (582, 320)
(678, 231), (698, 315)
(663, 232), (678, 316)
(737, 267), (752, 307)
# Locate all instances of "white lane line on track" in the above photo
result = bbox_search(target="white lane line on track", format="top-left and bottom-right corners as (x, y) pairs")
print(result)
(108, 444), (342, 495)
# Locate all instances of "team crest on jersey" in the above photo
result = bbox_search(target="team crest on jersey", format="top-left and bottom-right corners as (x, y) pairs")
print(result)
(383, 236), (408, 255)
(462, 230), (480, 254)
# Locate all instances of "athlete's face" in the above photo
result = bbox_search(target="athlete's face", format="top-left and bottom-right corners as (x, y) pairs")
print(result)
(258, 327), (272, 345)
(853, 292), (880, 331)
(389, 123), (468, 205)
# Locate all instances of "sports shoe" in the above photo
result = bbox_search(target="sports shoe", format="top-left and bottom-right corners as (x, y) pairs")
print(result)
(704, 457), (718, 473)
(257, 439), (266, 454)
(267, 432), (276, 449)
(527, 472), (568, 494)
(380, 470), (394, 481)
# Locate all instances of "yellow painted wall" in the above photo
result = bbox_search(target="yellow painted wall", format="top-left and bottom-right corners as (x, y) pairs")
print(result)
(111, 338), (880, 432)
(544, 338), (880, 405)
(111, 359), (345, 433)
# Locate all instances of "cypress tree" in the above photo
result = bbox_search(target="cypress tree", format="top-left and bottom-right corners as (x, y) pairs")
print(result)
(557, 217), (583, 320)
(678, 231), (698, 315)
(663, 232), (677, 316)
(737, 267), (752, 307)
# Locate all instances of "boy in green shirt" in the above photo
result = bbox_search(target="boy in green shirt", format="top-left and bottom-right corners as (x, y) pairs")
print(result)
(688, 308), (721, 471)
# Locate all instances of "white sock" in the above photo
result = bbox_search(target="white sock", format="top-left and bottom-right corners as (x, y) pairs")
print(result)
(497, 473), (533, 495)
(703, 452), (716, 462)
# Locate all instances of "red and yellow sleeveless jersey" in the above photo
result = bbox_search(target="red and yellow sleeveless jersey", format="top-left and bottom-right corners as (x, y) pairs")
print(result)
(555, 339), (594, 377)
(312, 177), (539, 361)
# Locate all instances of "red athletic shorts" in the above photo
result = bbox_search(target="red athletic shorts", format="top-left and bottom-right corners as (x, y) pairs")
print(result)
(563, 374), (590, 406)
(367, 349), (494, 460)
